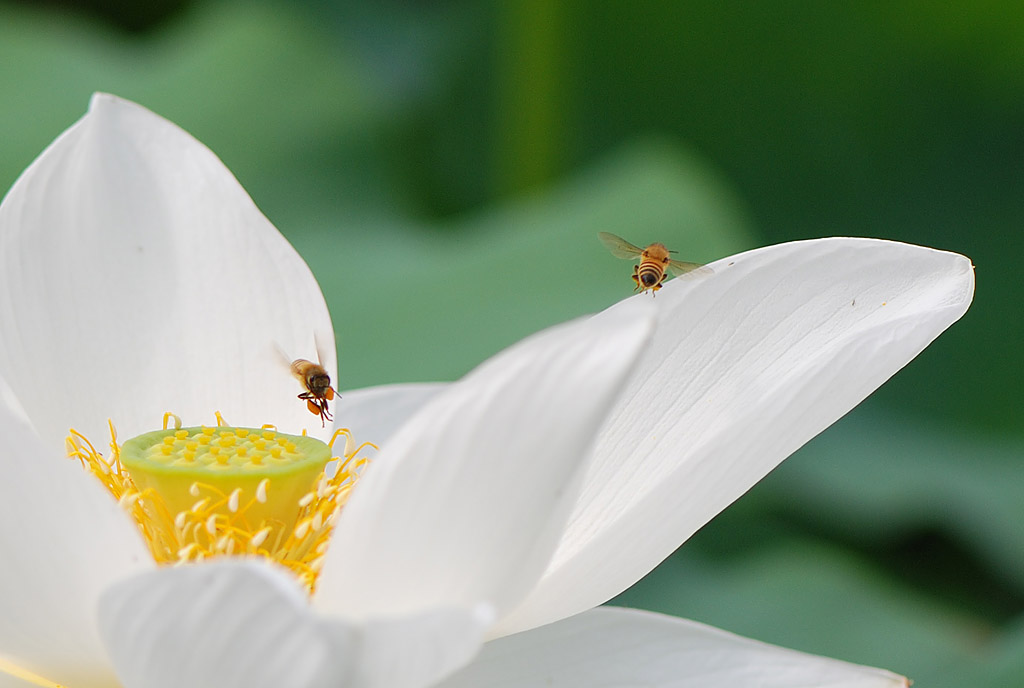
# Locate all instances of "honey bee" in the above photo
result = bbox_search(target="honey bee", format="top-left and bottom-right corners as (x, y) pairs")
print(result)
(598, 232), (712, 294)
(276, 339), (337, 427)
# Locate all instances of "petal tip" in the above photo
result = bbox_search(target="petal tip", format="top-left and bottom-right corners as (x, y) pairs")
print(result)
(85, 93), (161, 133)
(87, 92), (126, 114)
(938, 249), (975, 311)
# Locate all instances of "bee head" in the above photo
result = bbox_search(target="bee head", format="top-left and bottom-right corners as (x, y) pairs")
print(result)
(307, 372), (332, 397)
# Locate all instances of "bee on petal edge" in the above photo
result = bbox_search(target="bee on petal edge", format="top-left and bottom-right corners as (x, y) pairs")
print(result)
(598, 231), (712, 294)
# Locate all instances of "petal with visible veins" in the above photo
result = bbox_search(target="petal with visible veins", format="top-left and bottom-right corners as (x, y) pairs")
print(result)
(99, 560), (490, 688)
(316, 301), (655, 620)
(0, 374), (151, 688)
(443, 606), (908, 688)
(495, 238), (974, 635)
(0, 93), (335, 448)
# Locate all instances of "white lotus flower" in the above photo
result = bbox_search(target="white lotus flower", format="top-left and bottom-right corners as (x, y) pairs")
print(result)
(0, 94), (973, 688)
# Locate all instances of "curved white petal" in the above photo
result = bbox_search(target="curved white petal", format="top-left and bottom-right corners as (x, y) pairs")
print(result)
(98, 560), (489, 688)
(337, 383), (448, 446)
(441, 607), (907, 687)
(0, 93), (334, 449)
(0, 374), (152, 688)
(496, 238), (974, 635)
(315, 302), (656, 619)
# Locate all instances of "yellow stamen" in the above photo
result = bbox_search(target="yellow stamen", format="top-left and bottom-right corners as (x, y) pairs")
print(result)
(66, 419), (373, 594)
(256, 478), (269, 503)
(228, 488), (241, 513)
(250, 527), (272, 548)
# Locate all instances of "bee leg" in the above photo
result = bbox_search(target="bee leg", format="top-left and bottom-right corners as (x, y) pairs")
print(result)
(306, 398), (321, 416)
(318, 401), (333, 428)
(631, 267), (641, 291)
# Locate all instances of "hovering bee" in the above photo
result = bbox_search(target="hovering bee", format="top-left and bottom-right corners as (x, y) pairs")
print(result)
(598, 232), (712, 294)
(276, 339), (337, 427)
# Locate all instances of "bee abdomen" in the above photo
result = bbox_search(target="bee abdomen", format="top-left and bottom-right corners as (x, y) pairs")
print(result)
(637, 261), (665, 287)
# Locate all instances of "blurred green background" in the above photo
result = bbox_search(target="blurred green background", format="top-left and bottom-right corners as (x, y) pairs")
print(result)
(2, 1), (1021, 685)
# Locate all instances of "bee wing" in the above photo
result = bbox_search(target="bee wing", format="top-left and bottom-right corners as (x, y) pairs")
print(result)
(598, 232), (644, 259)
(666, 259), (714, 278)
(272, 341), (294, 370)
(314, 330), (338, 385)
(314, 331), (331, 368)
(273, 342), (306, 382)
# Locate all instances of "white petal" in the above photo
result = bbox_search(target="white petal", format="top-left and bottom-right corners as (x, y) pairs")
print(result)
(98, 560), (488, 688)
(316, 302), (656, 619)
(441, 607), (908, 687)
(0, 93), (335, 449)
(0, 374), (152, 688)
(0, 669), (32, 688)
(496, 238), (974, 635)
(336, 383), (447, 446)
